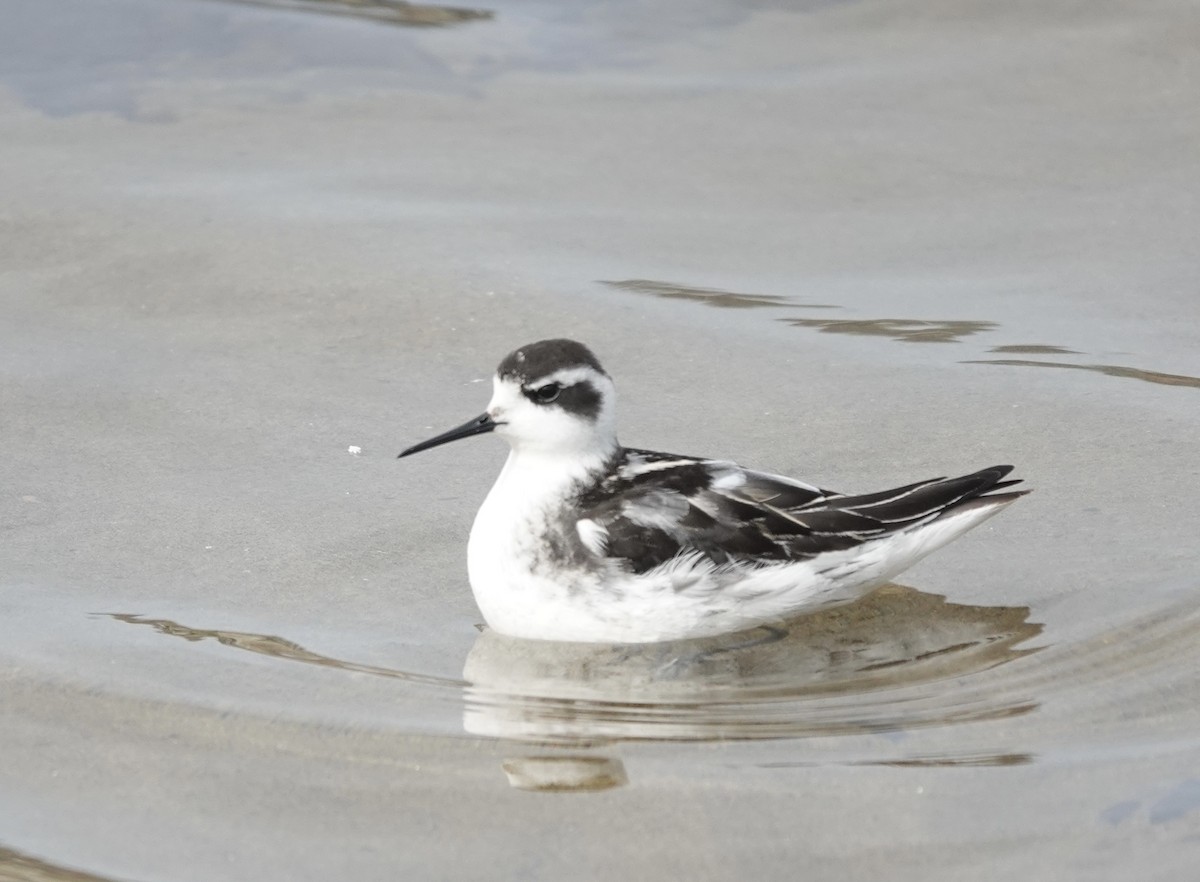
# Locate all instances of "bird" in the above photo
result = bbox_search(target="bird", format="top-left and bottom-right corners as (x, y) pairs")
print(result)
(399, 338), (1026, 644)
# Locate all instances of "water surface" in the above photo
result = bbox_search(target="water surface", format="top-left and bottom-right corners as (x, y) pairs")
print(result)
(2, 0), (1199, 879)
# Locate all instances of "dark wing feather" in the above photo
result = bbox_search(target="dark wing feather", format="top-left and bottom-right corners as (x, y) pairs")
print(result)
(576, 452), (1023, 574)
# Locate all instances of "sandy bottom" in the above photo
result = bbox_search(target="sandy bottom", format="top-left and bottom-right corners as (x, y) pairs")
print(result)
(2, 0), (1199, 879)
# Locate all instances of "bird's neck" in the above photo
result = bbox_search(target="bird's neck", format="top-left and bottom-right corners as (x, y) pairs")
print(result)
(493, 441), (618, 504)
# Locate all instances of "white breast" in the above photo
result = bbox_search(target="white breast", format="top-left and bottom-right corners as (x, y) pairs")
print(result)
(466, 448), (614, 638)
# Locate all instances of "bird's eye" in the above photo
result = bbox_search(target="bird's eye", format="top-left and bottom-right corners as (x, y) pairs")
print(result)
(531, 383), (561, 403)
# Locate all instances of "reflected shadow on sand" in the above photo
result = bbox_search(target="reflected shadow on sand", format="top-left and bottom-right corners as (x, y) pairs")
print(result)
(500, 755), (629, 793)
(0, 844), (132, 882)
(988, 344), (1082, 355)
(964, 358), (1200, 389)
(599, 279), (837, 310)
(213, 0), (492, 28)
(104, 614), (464, 689)
(754, 751), (1034, 771)
(602, 278), (995, 342)
(606, 277), (1200, 387)
(780, 316), (997, 343)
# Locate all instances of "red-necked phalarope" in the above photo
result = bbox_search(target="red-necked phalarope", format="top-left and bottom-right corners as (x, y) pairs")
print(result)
(399, 339), (1027, 643)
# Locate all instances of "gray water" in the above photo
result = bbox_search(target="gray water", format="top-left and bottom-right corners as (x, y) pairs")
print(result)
(2, 0), (1200, 879)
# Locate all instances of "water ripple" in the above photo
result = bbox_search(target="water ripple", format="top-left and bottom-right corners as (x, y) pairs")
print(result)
(964, 358), (1200, 389)
(107, 584), (1043, 744)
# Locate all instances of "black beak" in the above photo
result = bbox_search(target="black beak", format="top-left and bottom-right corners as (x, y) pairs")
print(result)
(398, 413), (496, 458)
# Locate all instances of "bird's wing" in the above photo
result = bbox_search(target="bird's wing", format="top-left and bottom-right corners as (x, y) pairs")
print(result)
(575, 451), (1021, 573)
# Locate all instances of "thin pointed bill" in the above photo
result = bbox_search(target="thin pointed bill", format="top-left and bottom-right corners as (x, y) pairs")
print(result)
(398, 413), (496, 458)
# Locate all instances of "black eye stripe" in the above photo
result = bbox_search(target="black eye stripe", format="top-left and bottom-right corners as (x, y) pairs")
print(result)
(518, 379), (603, 421)
(524, 382), (562, 403)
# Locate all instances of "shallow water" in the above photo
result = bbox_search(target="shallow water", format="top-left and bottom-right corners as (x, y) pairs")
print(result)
(3, 0), (1200, 879)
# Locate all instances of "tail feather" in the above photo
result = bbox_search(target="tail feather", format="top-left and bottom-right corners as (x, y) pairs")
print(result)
(844, 465), (1020, 527)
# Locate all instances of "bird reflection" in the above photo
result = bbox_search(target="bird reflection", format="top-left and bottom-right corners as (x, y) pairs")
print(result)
(104, 583), (1042, 793)
(463, 583), (1042, 789)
